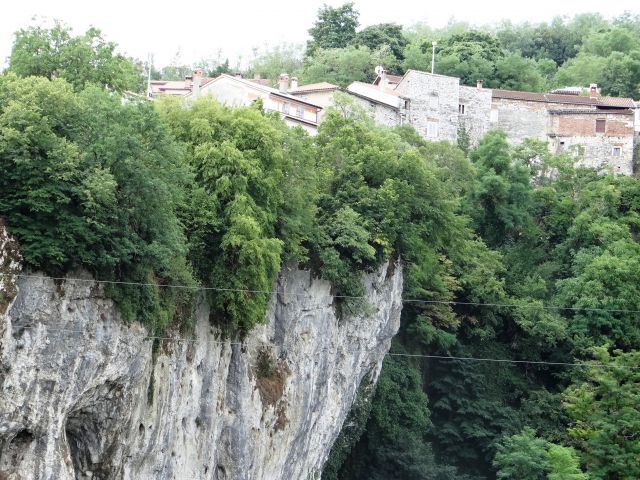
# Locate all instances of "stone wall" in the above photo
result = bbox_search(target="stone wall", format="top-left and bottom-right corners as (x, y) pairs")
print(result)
(349, 95), (402, 127)
(549, 111), (635, 175)
(458, 86), (492, 147)
(395, 71), (460, 142)
(491, 98), (549, 144)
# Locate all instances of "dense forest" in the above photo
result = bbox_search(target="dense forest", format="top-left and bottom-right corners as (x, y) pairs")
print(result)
(1, 7), (639, 480)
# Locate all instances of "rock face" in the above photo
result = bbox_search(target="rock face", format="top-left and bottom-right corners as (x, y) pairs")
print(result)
(0, 226), (402, 480)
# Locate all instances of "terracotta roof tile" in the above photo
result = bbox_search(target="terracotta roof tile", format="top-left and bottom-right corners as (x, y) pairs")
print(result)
(492, 89), (635, 108)
(291, 82), (340, 93)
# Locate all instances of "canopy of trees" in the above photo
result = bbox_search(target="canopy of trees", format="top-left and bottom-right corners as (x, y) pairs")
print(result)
(2, 13), (640, 480)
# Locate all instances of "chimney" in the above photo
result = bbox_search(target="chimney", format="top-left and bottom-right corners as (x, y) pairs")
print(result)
(234, 72), (243, 79)
(380, 69), (389, 91)
(290, 76), (298, 92)
(192, 68), (203, 99)
(278, 73), (290, 93)
(477, 79), (483, 89)
(589, 83), (598, 97)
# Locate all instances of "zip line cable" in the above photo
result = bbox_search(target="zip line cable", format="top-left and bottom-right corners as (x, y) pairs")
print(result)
(2, 272), (640, 315)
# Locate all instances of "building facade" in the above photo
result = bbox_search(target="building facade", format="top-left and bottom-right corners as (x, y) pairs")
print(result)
(189, 73), (323, 134)
(353, 69), (637, 175)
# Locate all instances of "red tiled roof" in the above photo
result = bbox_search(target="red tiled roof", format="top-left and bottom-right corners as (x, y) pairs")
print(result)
(492, 89), (635, 108)
(291, 82), (340, 93)
(248, 78), (271, 86)
(150, 77), (216, 96)
(548, 109), (634, 115)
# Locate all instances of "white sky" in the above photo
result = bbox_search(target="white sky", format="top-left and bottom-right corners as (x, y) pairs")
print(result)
(1, 0), (638, 69)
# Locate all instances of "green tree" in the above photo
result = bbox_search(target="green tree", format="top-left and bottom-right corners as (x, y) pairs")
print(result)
(0, 74), (192, 331)
(335, 349), (450, 480)
(307, 2), (359, 55)
(157, 97), (307, 334)
(302, 45), (393, 86)
(355, 23), (408, 73)
(9, 21), (140, 92)
(248, 43), (304, 83)
(493, 428), (549, 480)
(564, 348), (640, 479)
(468, 130), (532, 247)
(547, 444), (587, 480)
(431, 31), (503, 85)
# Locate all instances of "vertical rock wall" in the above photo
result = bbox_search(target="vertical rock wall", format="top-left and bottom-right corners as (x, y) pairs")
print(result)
(0, 225), (402, 480)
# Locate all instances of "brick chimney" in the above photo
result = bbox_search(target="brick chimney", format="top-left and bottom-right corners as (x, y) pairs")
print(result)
(477, 79), (484, 89)
(290, 76), (298, 92)
(192, 68), (203, 99)
(589, 83), (598, 98)
(278, 73), (290, 93)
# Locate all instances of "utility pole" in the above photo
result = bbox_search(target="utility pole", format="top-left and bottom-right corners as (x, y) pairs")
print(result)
(146, 53), (153, 98)
(431, 41), (437, 74)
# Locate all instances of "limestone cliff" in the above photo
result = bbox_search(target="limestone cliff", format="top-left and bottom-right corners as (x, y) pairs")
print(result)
(0, 225), (402, 480)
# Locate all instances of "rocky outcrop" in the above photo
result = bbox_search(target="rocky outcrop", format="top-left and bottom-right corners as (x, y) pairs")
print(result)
(0, 225), (402, 480)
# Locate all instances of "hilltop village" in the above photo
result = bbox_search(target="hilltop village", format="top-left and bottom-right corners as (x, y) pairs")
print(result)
(151, 68), (640, 175)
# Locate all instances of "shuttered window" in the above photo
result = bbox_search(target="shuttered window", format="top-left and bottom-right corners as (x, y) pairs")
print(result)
(596, 119), (606, 133)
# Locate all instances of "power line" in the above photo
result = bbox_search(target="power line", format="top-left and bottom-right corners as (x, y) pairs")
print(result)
(2, 272), (640, 315)
(11, 323), (639, 370)
(387, 353), (640, 370)
(15, 324), (242, 345)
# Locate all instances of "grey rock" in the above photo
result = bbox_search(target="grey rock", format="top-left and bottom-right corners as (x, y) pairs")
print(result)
(0, 225), (402, 480)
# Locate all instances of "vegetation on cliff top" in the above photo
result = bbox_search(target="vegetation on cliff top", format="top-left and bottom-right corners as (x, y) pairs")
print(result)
(2, 15), (640, 480)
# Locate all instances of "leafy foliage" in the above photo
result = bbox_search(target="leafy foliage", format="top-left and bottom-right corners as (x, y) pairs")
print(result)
(564, 348), (640, 479)
(0, 74), (192, 331)
(307, 2), (360, 55)
(9, 21), (141, 92)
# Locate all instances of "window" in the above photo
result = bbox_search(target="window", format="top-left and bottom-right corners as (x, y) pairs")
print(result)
(458, 104), (466, 115)
(426, 121), (438, 139)
(295, 105), (304, 118)
(282, 102), (290, 114)
(596, 119), (606, 133)
(429, 94), (439, 110)
(612, 146), (622, 157)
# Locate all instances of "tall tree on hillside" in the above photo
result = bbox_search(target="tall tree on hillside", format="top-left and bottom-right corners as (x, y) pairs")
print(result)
(355, 23), (408, 72)
(306, 2), (359, 56)
(9, 21), (140, 92)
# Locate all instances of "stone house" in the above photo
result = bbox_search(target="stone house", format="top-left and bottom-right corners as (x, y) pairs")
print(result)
(363, 69), (637, 175)
(345, 80), (409, 127)
(491, 88), (636, 175)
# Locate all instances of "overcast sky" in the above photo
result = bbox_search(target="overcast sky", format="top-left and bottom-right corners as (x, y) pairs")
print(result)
(1, 0), (638, 69)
